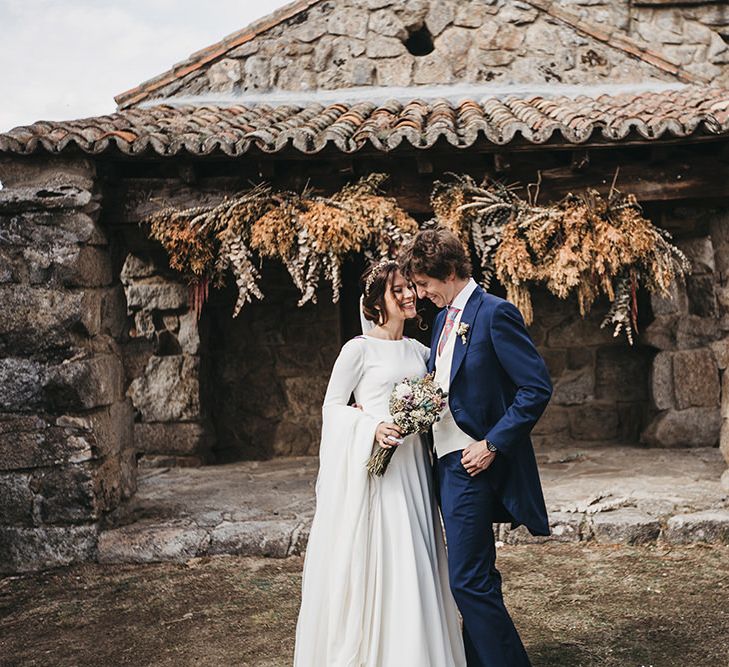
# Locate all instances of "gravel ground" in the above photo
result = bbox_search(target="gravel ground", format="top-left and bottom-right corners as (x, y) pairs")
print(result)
(1, 544), (727, 667)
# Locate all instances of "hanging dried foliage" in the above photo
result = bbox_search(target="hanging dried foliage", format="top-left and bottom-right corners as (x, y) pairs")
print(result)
(250, 173), (418, 306)
(433, 174), (690, 344)
(431, 174), (521, 289)
(147, 184), (273, 319)
(146, 174), (418, 315)
(146, 170), (688, 344)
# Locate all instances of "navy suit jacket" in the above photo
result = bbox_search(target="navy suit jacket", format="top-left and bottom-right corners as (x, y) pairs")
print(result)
(427, 285), (553, 536)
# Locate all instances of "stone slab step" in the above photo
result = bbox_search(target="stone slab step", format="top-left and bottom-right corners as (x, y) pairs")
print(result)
(498, 508), (729, 546)
(96, 448), (729, 564)
(97, 508), (729, 565)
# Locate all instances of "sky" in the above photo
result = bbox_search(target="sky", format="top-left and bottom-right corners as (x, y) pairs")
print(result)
(0, 0), (292, 132)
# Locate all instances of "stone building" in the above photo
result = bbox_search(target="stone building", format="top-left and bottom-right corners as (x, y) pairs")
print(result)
(2, 0), (729, 572)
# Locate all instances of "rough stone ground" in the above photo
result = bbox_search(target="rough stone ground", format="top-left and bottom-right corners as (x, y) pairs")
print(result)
(97, 446), (729, 565)
(1, 544), (727, 667)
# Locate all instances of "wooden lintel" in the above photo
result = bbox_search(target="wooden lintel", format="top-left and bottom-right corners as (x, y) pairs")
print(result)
(535, 159), (729, 203)
(649, 145), (673, 162)
(257, 161), (275, 178)
(416, 156), (434, 174)
(493, 152), (511, 173)
(178, 162), (197, 185)
(337, 161), (355, 175)
(570, 150), (590, 171)
(103, 154), (729, 225)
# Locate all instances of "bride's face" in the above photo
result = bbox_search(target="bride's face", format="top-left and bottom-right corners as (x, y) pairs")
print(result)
(384, 270), (417, 322)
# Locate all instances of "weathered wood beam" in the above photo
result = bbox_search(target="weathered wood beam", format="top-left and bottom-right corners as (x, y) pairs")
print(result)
(570, 150), (590, 171)
(537, 159), (729, 202)
(103, 178), (247, 225)
(257, 161), (275, 178)
(493, 152), (511, 173)
(178, 162), (197, 185)
(416, 156), (434, 174)
(103, 152), (729, 224)
(387, 160), (729, 212)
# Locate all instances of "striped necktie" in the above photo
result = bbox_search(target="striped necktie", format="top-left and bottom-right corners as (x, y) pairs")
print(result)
(438, 306), (460, 356)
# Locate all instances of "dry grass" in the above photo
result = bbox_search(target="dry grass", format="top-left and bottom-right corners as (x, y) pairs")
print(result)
(1, 544), (727, 666)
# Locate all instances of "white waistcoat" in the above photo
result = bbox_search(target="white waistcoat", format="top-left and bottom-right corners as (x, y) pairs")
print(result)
(432, 311), (476, 458)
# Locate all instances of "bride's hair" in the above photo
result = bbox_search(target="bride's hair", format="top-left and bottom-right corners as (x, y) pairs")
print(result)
(360, 260), (426, 329)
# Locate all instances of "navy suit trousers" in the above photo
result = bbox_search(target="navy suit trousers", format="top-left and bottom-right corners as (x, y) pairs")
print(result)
(435, 450), (531, 667)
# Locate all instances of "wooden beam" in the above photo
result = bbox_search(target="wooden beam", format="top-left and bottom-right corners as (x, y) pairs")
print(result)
(493, 152), (511, 173)
(416, 156), (434, 174)
(570, 150), (590, 171)
(257, 161), (275, 179)
(388, 160), (729, 213)
(102, 151), (729, 225)
(537, 159), (729, 202)
(178, 162), (197, 185)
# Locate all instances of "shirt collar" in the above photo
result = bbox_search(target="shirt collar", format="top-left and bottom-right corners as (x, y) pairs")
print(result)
(449, 277), (478, 312)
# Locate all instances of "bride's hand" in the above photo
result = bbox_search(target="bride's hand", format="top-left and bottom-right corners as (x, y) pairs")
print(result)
(375, 422), (404, 449)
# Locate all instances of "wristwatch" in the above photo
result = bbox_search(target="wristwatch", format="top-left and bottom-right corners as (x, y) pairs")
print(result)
(486, 440), (498, 453)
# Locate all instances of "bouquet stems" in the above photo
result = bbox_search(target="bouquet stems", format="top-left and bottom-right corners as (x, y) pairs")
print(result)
(367, 445), (398, 477)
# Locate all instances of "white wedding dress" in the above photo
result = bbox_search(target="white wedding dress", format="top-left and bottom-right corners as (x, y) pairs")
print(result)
(294, 334), (466, 667)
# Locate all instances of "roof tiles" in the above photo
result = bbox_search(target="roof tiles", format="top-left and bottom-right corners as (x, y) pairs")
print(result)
(1, 87), (727, 158)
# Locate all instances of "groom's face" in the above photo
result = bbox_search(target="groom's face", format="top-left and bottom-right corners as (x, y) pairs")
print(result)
(410, 272), (457, 308)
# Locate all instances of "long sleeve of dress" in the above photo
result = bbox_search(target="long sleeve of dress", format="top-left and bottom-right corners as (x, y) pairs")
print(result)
(294, 338), (381, 666)
(323, 338), (368, 408)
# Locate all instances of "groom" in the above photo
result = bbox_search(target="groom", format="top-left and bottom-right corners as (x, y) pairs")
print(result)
(399, 228), (553, 667)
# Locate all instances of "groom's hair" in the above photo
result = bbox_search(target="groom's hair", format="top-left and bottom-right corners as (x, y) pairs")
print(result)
(398, 227), (472, 281)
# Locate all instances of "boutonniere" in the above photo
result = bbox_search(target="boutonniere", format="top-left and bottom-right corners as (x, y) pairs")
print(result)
(456, 322), (470, 344)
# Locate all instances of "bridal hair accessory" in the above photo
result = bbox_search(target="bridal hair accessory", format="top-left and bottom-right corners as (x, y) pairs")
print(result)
(456, 322), (470, 344)
(364, 258), (397, 295)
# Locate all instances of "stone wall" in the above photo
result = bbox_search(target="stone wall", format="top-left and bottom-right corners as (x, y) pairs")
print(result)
(640, 207), (729, 489)
(120, 253), (215, 468)
(119, 256), (339, 463)
(529, 290), (652, 448)
(641, 217), (726, 450)
(0, 157), (135, 573)
(145, 0), (729, 103)
(516, 209), (729, 469)
(204, 262), (340, 461)
(601, 1), (729, 82)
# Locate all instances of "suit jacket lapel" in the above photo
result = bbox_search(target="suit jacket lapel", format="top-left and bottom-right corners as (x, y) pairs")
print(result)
(428, 308), (446, 374)
(450, 286), (484, 385)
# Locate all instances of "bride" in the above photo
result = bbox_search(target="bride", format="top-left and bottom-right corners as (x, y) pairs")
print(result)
(294, 259), (466, 667)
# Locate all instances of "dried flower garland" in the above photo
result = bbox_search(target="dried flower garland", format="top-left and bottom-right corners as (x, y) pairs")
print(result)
(147, 184), (273, 319)
(432, 174), (690, 344)
(250, 173), (418, 306)
(431, 173), (520, 289)
(146, 171), (690, 344)
(146, 174), (418, 315)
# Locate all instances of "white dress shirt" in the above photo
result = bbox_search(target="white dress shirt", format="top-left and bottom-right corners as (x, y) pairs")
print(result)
(433, 278), (479, 458)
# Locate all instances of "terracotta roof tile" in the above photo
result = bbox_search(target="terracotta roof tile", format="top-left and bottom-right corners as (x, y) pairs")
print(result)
(1, 87), (727, 158)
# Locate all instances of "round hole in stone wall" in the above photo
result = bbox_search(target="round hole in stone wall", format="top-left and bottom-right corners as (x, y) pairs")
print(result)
(404, 25), (435, 56)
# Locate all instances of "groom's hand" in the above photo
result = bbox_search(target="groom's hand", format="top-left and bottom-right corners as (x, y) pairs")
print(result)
(461, 440), (496, 477)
